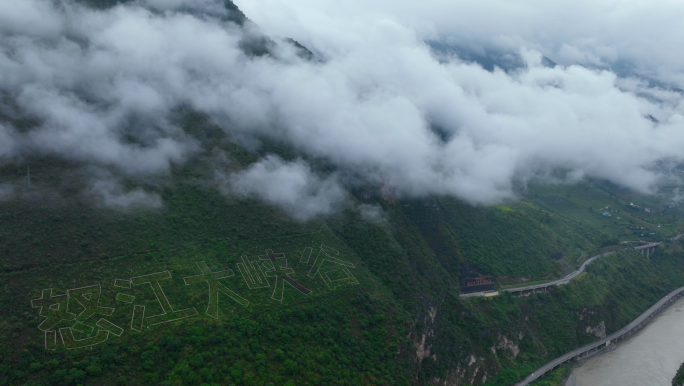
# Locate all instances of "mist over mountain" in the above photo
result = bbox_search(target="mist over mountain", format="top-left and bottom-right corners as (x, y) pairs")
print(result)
(243, 0), (684, 88)
(427, 41), (557, 73)
(6, 3), (684, 386)
(1, 0), (684, 219)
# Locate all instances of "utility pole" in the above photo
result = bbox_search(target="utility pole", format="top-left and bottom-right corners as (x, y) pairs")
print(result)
(27, 166), (31, 187)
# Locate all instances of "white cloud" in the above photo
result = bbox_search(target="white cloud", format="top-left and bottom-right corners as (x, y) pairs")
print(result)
(358, 204), (385, 222)
(0, 183), (13, 200)
(0, 0), (63, 38)
(558, 44), (604, 67)
(89, 178), (163, 210)
(230, 156), (345, 220)
(234, 0), (684, 85)
(228, 156), (346, 220)
(0, 123), (15, 159)
(1, 0), (684, 217)
(143, 0), (223, 12)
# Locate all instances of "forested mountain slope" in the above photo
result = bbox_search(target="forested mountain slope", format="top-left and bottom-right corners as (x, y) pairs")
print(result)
(2, 108), (684, 386)
(2, 1), (684, 386)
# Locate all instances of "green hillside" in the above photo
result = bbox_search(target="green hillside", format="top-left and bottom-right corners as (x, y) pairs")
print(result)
(2, 114), (684, 386)
(2, 1), (684, 386)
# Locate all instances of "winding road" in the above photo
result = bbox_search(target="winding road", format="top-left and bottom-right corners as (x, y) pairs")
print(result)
(511, 237), (683, 385)
(458, 234), (684, 384)
(460, 241), (663, 298)
(516, 285), (684, 385)
(461, 234), (684, 386)
(506, 242), (662, 292)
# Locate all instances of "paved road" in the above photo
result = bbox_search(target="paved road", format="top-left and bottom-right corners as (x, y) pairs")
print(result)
(504, 242), (662, 293)
(456, 234), (684, 381)
(461, 241), (665, 298)
(516, 286), (684, 385)
(457, 234), (684, 383)
(460, 290), (499, 298)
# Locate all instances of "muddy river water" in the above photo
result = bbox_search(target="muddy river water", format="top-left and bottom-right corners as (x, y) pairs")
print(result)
(569, 296), (684, 386)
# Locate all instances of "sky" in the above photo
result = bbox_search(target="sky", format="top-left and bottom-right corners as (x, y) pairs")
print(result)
(0, 0), (683, 219)
(235, 0), (684, 86)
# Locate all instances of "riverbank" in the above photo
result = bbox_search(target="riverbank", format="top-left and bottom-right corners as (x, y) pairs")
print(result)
(518, 286), (684, 385)
(570, 296), (684, 386)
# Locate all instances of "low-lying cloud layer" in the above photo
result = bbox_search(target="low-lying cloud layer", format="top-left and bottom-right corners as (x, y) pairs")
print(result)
(89, 178), (163, 210)
(0, 183), (13, 201)
(228, 156), (345, 220)
(238, 0), (684, 87)
(1, 0), (684, 218)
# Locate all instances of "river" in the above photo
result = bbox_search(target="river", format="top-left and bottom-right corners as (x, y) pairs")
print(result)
(569, 296), (684, 386)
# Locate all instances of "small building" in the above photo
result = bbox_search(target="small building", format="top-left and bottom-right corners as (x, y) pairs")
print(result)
(467, 277), (492, 286)
(603, 212), (611, 216)
(645, 207), (652, 213)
